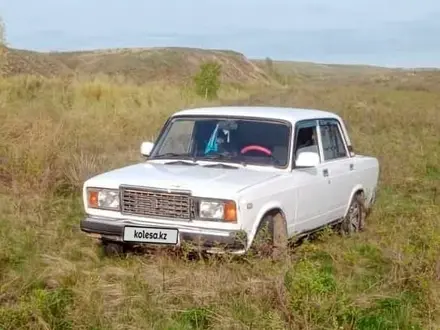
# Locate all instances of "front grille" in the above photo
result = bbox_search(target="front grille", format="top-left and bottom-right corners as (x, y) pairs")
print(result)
(120, 186), (194, 220)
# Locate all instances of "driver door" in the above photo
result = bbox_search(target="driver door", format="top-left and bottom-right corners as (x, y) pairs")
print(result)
(291, 119), (335, 234)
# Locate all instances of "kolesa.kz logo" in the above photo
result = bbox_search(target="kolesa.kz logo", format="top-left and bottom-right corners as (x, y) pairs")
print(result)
(133, 229), (167, 240)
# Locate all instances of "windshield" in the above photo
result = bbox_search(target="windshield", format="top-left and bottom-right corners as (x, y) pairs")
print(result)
(150, 116), (291, 167)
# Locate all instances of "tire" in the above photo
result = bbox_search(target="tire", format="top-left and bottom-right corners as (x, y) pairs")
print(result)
(101, 240), (126, 257)
(340, 192), (366, 235)
(365, 188), (377, 217)
(250, 212), (288, 260)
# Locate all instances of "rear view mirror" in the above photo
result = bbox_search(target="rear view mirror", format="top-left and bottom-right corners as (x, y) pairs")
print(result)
(141, 141), (154, 157)
(295, 151), (320, 168)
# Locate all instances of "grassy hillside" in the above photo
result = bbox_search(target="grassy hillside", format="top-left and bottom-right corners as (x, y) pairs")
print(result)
(0, 47), (439, 329)
(255, 58), (440, 92)
(1, 47), (72, 77)
(1, 46), (271, 85)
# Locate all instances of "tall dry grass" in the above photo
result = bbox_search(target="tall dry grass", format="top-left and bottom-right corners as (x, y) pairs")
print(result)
(0, 71), (439, 330)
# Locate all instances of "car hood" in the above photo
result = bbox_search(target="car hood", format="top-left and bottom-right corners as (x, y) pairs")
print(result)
(85, 161), (282, 197)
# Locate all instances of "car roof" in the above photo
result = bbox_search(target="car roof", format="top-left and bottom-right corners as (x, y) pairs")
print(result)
(172, 106), (341, 123)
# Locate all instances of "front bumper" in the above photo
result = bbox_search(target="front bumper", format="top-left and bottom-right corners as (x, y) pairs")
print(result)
(80, 216), (247, 252)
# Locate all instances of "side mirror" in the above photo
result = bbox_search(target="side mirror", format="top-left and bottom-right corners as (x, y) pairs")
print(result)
(140, 141), (154, 157)
(295, 151), (320, 168)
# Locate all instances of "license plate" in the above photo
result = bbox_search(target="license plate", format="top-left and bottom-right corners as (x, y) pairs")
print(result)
(123, 226), (179, 245)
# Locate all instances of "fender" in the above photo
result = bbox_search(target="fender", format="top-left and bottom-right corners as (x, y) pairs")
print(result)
(344, 184), (364, 216)
(247, 201), (288, 249)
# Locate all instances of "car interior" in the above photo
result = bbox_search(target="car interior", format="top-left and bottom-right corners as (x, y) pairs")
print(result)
(294, 126), (319, 161)
(192, 119), (290, 166)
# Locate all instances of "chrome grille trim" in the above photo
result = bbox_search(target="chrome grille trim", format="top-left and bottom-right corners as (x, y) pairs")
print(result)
(119, 185), (195, 220)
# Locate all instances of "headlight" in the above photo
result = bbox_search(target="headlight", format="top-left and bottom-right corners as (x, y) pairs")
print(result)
(87, 188), (120, 210)
(198, 199), (237, 223)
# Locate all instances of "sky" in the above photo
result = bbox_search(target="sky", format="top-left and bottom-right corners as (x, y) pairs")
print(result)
(0, 0), (439, 68)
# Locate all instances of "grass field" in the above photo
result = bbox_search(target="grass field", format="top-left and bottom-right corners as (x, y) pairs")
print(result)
(0, 46), (440, 330)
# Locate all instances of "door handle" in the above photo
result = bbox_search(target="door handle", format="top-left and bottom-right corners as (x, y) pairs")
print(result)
(323, 169), (329, 177)
(349, 163), (354, 171)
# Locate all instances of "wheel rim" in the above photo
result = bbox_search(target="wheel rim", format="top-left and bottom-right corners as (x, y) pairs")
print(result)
(347, 201), (360, 233)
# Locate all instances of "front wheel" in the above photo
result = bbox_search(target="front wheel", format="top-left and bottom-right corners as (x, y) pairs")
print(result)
(250, 212), (288, 260)
(340, 192), (366, 235)
(100, 240), (127, 257)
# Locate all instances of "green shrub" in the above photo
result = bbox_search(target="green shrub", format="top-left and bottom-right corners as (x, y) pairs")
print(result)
(193, 61), (222, 99)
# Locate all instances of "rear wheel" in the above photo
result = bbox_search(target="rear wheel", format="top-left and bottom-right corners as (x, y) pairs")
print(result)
(340, 192), (366, 235)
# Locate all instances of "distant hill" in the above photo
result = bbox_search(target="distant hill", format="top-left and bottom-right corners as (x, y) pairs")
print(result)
(254, 58), (440, 92)
(1, 46), (440, 91)
(1, 46), (271, 85)
(253, 59), (395, 79)
(1, 47), (71, 77)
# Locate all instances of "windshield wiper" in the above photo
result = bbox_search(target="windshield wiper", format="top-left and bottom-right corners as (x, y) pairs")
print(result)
(201, 153), (247, 166)
(151, 152), (198, 162)
(151, 152), (191, 159)
(202, 163), (238, 169)
(203, 153), (234, 160)
(164, 160), (199, 166)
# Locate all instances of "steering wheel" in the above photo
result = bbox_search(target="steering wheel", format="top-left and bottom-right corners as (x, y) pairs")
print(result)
(240, 145), (272, 156)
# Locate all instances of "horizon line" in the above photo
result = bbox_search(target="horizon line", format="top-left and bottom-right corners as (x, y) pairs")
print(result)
(4, 44), (440, 71)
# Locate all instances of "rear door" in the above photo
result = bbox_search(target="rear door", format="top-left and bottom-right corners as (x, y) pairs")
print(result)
(317, 118), (354, 220)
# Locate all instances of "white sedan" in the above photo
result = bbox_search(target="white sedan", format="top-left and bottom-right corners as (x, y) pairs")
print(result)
(80, 106), (380, 257)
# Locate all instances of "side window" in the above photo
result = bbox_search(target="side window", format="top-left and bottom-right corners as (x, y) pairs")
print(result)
(294, 120), (319, 160)
(319, 119), (347, 160)
(157, 120), (195, 154)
